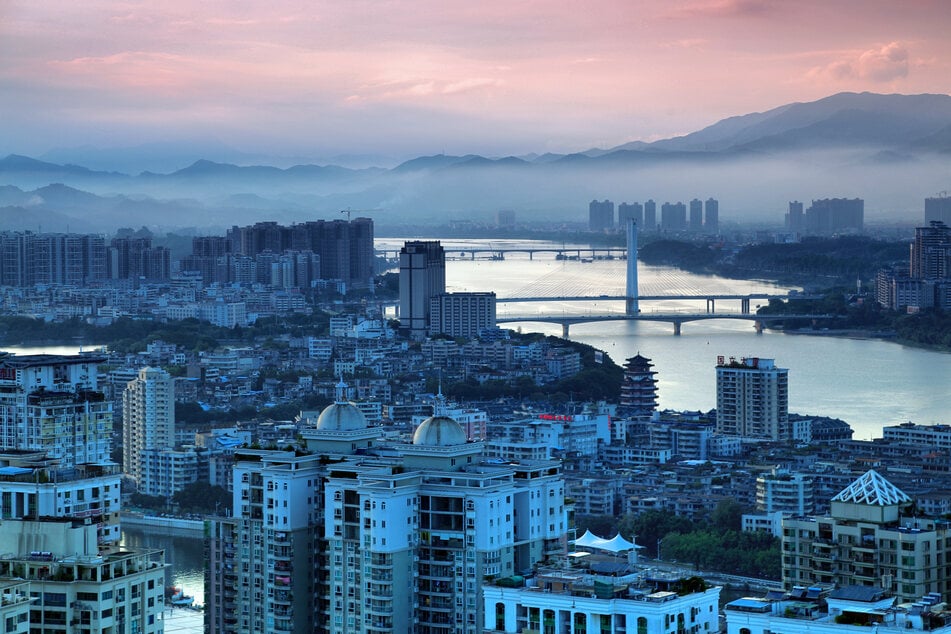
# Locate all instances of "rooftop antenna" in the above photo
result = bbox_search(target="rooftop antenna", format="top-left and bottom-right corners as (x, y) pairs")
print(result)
(335, 372), (347, 404)
(434, 372), (447, 417)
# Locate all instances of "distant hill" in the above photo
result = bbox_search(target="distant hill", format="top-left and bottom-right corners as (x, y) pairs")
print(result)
(612, 92), (951, 154)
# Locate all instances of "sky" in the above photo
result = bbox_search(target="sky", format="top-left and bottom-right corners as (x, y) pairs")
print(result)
(3, 0), (951, 162)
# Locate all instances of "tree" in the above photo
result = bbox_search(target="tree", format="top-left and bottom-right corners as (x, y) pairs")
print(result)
(173, 481), (231, 514)
(710, 499), (744, 532)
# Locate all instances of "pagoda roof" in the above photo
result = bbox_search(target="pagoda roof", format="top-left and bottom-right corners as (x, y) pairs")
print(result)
(831, 469), (910, 506)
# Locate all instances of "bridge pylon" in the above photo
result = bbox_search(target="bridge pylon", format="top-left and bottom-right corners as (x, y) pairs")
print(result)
(626, 219), (639, 315)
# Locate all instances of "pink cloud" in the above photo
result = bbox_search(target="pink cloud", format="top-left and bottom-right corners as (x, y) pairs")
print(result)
(669, 0), (775, 18)
(810, 42), (911, 84)
(857, 41), (910, 81)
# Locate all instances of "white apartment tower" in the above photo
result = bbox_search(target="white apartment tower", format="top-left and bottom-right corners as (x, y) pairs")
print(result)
(0, 353), (112, 470)
(206, 384), (568, 634)
(715, 356), (789, 441)
(429, 291), (497, 339)
(122, 367), (175, 496)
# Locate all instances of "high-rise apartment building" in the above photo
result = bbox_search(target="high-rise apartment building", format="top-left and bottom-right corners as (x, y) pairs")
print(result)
(785, 201), (804, 233)
(715, 356), (789, 441)
(496, 209), (516, 228)
(618, 202), (643, 227)
(911, 221), (951, 280)
(588, 200), (615, 231)
(205, 389), (568, 634)
(0, 353), (112, 469)
(122, 367), (175, 497)
(925, 196), (951, 225)
(804, 198), (864, 234)
(705, 197), (719, 234)
(643, 200), (657, 230)
(108, 236), (170, 281)
(0, 518), (166, 634)
(782, 470), (951, 603)
(660, 202), (687, 231)
(429, 291), (497, 339)
(399, 241), (446, 338)
(689, 199), (703, 232)
(0, 232), (106, 287)
(182, 236), (232, 283)
(0, 449), (122, 543)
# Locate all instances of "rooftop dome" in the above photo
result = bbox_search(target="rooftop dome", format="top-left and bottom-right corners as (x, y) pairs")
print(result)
(412, 415), (467, 447)
(315, 378), (367, 431)
(315, 402), (367, 431)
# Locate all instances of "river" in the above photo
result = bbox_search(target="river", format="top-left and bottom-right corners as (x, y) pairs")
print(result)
(120, 526), (206, 607)
(381, 237), (951, 440)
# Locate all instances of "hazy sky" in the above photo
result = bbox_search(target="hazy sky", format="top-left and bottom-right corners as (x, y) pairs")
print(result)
(3, 0), (951, 160)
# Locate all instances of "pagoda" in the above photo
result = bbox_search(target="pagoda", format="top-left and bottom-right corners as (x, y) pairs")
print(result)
(620, 353), (658, 415)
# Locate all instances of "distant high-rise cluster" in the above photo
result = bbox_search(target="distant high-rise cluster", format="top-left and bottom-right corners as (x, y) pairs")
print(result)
(877, 218), (951, 311)
(182, 218), (373, 290)
(785, 198), (864, 235)
(0, 231), (171, 286)
(589, 198), (718, 233)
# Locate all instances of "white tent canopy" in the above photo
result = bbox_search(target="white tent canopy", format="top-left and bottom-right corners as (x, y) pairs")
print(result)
(573, 530), (642, 553)
(573, 529), (608, 549)
(599, 533), (640, 553)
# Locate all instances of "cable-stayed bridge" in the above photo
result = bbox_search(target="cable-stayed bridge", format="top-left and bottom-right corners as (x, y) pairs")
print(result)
(490, 224), (827, 335)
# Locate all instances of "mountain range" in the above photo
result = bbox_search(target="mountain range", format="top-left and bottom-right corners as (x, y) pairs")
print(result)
(3, 91), (951, 231)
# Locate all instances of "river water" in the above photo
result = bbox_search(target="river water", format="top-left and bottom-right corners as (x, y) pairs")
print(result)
(381, 237), (951, 440)
(120, 526), (206, 607)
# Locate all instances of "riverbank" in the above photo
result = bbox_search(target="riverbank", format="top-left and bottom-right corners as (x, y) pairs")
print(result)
(122, 512), (205, 534)
(778, 327), (897, 340)
(162, 605), (204, 634)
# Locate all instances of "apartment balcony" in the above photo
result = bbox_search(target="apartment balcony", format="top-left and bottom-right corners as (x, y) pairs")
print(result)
(366, 602), (394, 617)
(418, 580), (452, 596)
(420, 596), (454, 611)
(853, 567), (878, 581)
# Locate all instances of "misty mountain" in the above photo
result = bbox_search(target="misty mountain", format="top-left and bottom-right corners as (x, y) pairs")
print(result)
(619, 92), (951, 154)
(0, 154), (125, 182)
(2, 91), (951, 230)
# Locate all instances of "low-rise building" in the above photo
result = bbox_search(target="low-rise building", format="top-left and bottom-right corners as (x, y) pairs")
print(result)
(485, 565), (720, 634)
(726, 586), (951, 634)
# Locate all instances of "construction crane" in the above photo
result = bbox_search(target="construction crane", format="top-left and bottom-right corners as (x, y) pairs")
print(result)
(339, 208), (382, 221)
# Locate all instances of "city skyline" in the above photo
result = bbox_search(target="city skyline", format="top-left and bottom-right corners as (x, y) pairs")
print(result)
(3, 1), (951, 161)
